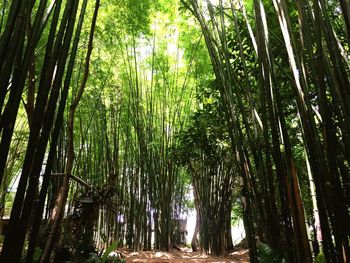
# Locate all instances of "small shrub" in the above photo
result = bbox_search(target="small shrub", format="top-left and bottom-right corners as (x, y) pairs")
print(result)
(315, 251), (326, 263)
(33, 247), (42, 262)
(257, 242), (286, 263)
(85, 241), (125, 263)
(101, 241), (118, 262)
(85, 253), (100, 263)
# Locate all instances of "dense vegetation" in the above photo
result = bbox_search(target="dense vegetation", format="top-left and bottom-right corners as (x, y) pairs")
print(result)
(0, 0), (349, 262)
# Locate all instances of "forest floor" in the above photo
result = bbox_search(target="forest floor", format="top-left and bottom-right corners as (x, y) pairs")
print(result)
(121, 247), (250, 263)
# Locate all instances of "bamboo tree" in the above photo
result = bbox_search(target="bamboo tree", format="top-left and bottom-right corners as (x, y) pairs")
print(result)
(25, 0), (91, 261)
(180, 1), (265, 258)
(41, 1), (100, 260)
(1, 0), (82, 260)
(253, 0), (312, 260)
(272, 0), (350, 260)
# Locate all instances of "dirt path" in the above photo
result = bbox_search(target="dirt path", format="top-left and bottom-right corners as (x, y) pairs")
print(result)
(121, 248), (250, 263)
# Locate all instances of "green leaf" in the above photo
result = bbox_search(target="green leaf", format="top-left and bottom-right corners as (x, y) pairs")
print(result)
(33, 247), (42, 263)
(101, 241), (118, 262)
(315, 252), (327, 263)
(257, 242), (285, 263)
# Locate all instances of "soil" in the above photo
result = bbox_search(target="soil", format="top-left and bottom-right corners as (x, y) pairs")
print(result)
(121, 248), (250, 263)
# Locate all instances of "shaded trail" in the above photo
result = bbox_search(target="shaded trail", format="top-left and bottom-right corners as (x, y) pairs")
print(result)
(122, 248), (250, 262)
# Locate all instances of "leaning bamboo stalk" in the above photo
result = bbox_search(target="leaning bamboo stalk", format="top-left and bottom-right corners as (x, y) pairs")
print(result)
(51, 173), (94, 190)
(252, 1), (298, 260)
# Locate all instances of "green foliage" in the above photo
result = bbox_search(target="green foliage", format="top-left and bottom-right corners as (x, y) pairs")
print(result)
(101, 241), (119, 262)
(33, 247), (43, 263)
(85, 242), (125, 263)
(315, 252), (327, 263)
(175, 80), (229, 166)
(3, 192), (14, 216)
(85, 253), (100, 263)
(99, 0), (156, 36)
(257, 243), (286, 263)
(231, 199), (243, 225)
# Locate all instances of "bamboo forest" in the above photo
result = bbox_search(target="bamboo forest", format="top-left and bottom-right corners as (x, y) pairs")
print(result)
(1, 0), (350, 262)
